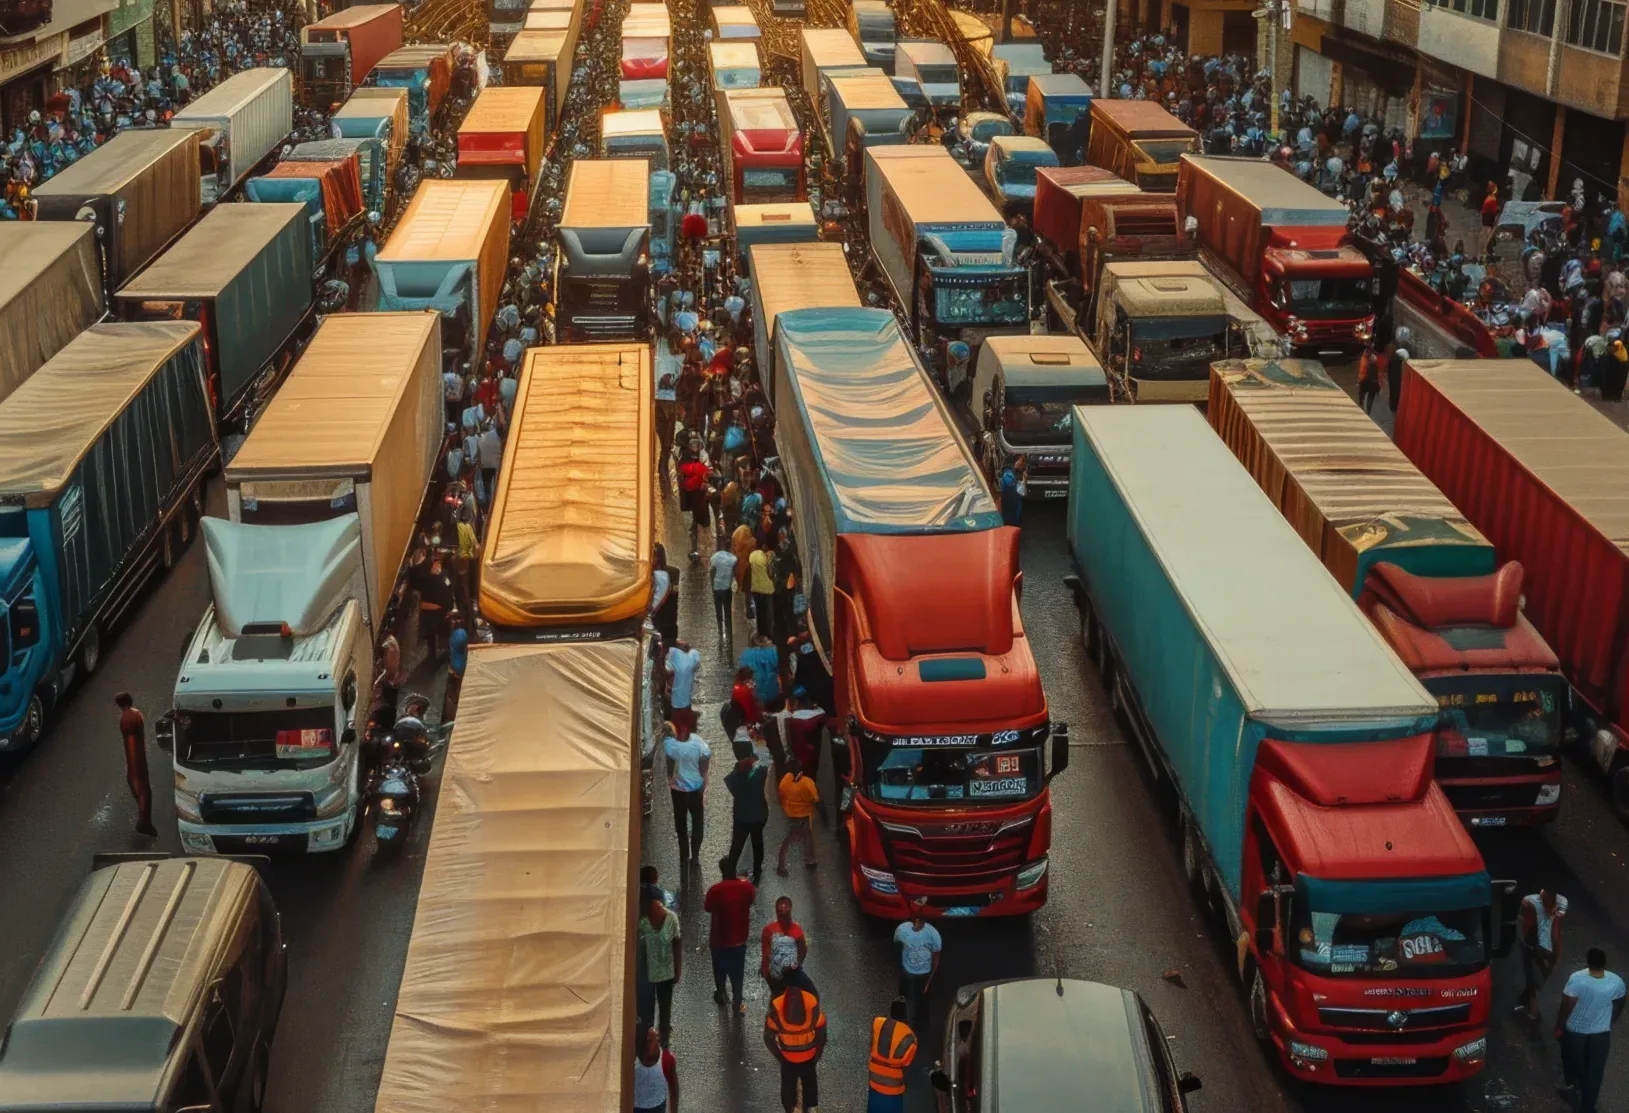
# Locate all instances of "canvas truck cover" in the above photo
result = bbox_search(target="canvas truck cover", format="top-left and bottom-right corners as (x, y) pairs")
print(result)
(801, 27), (865, 93)
(253, 157), (367, 241)
(773, 307), (999, 648)
(1208, 358), (1494, 594)
(0, 321), (213, 508)
(457, 86), (547, 182)
(225, 312), (441, 629)
(171, 67), (294, 192)
(561, 156), (650, 229)
(32, 127), (202, 290)
(1396, 359), (1629, 722)
(1066, 404), (1439, 895)
(0, 223), (102, 399)
(374, 44), (454, 123)
(748, 241), (859, 402)
(303, 4), (404, 85)
(480, 344), (653, 630)
(376, 178), (510, 356)
(113, 202), (313, 414)
(373, 639), (641, 1113)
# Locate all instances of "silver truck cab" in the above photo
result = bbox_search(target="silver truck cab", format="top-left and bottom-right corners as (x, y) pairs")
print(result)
(956, 334), (1106, 497)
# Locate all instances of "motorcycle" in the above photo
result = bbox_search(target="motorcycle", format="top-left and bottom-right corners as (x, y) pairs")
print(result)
(367, 704), (447, 853)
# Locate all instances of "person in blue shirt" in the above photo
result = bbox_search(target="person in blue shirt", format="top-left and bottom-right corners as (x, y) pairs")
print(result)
(998, 455), (1026, 528)
(442, 611), (469, 723)
(739, 634), (782, 708)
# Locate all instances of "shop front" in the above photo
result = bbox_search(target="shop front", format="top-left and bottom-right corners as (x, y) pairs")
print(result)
(0, 31), (66, 130)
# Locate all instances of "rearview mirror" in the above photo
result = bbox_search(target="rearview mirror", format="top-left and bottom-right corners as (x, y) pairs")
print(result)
(1178, 1071), (1203, 1093)
(1492, 878), (1519, 958)
(155, 712), (175, 753)
(1047, 722), (1069, 782)
(930, 1068), (952, 1093)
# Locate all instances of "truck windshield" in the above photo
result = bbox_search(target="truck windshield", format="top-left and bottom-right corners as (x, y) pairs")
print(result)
(1135, 139), (1193, 166)
(302, 55), (345, 83)
(1288, 277), (1375, 320)
(997, 157), (1040, 186)
(1129, 316), (1228, 380)
(1294, 905), (1487, 978)
(716, 68), (759, 89)
(932, 272), (1028, 326)
(742, 167), (800, 201)
(864, 743), (1042, 805)
(1431, 674), (1565, 757)
(1003, 384), (1095, 446)
(919, 64), (958, 85)
(177, 706), (338, 772)
(605, 137), (668, 171)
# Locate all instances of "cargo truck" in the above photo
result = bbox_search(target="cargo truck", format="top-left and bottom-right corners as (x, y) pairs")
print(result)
(0, 223), (102, 400)
(487, 0), (529, 40)
(112, 202), (316, 430)
(1176, 156), (1376, 350)
(1210, 359), (1566, 826)
(772, 305), (1067, 918)
(0, 322), (217, 751)
(502, 29), (579, 132)
(719, 87), (804, 206)
(711, 41), (762, 91)
(32, 127), (201, 296)
(600, 107), (669, 170)
(371, 44), (455, 135)
(732, 202), (818, 271)
(1022, 72), (1091, 162)
(456, 86), (548, 222)
(802, 27), (868, 107)
(865, 144), (1028, 360)
(894, 40), (959, 111)
(620, 2), (671, 109)
(991, 41), (1049, 119)
(749, 241), (861, 405)
(171, 67), (294, 205)
(824, 69), (911, 166)
(711, 5), (760, 41)
(1395, 360), (1629, 817)
(331, 86), (409, 183)
(165, 312), (442, 855)
(244, 155), (369, 265)
(1085, 99), (1197, 191)
(300, 3), (404, 109)
(1029, 165), (1137, 280)
(1063, 403), (1515, 1086)
(846, 1), (896, 72)
(287, 137), (390, 219)
(957, 333), (1106, 496)
(555, 158), (651, 342)
(375, 178), (511, 361)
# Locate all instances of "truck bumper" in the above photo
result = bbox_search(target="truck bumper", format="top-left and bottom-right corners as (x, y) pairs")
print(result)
(178, 813), (354, 855)
(1440, 772), (1563, 827)
(1024, 474), (1071, 501)
(1271, 1020), (1488, 1085)
(850, 857), (1049, 918)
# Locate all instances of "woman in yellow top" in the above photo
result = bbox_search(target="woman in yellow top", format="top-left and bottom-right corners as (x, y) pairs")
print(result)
(749, 542), (776, 640)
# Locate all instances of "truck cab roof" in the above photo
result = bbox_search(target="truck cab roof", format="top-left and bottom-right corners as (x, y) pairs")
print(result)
(1110, 273), (1223, 317)
(979, 334), (1101, 388)
(178, 601), (356, 702)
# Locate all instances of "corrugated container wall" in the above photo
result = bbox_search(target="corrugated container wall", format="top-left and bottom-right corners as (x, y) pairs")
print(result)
(375, 178), (510, 356)
(0, 223), (103, 399)
(171, 67), (295, 191)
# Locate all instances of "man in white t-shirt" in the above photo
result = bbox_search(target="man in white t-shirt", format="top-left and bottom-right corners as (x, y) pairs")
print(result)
(709, 548), (738, 641)
(1556, 946), (1627, 1113)
(666, 640), (701, 731)
(1517, 889), (1568, 1019)
(664, 720), (711, 862)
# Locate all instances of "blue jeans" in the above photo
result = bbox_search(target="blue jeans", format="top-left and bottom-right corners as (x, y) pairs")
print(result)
(867, 1089), (905, 1113)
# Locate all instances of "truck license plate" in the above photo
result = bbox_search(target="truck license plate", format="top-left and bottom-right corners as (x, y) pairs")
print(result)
(1043, 489), (1068, 499)
(942, 906), (980, 917)
(243, 834), (285, 846)
(1372, 1057), (1416, 1065)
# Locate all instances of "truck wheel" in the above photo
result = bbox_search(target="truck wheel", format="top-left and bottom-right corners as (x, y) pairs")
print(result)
(80, 623), (101, 676)
(1248, 966), (1272, 1041)
(161, 521), (177, 570)
(14, 692), (44, 748)
(1610, 761), (1629, 822)
(1181, 816), (1203, 892)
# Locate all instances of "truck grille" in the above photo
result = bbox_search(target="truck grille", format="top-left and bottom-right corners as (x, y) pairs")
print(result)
(575, 315), (639, 341)
(1318, 1004), (1472, 1031)
(199, 792), (317, 825)
(1333, 1057), (1450, 1080)
(1438, 755), (1552, 780)
(884, 822), (1030, 884)
(1440, 780), (1546, 811)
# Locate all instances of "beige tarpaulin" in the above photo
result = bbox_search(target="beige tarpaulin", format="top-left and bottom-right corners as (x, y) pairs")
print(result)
(374, 639), (641, 1113)
(0, 223), (102, 400)
(480, 343), (653, 628)
(0, 322), (201, 504)
(117, 203), (306, 298)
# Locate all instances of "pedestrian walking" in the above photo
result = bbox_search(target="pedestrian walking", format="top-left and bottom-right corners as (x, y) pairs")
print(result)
(665, 637), (701, 731)
(705, 859), (756, 1015)
(749, 538), (776, 641)
(638, 889), (683, 1046)
(1517, 888), (1569, 1020)
(776, 759), (820, 875)
(651, 544), (680, 647)
(442, 612), (468, 723)
(1386, 344), (1408, 414)
(765, 979), (827, 1113)
(740, 634), (782, 711)
(1357, 342), (1381, 414)
(998, 455), (1027, 527)
(1556, 947), (1626, 1113)
(760, 896), (812, 997)
(894, 899), (942, 1030)
(664, 719), (710, 863)
(115, 693), (156, 837)
(633, 1026), (680, 1112)
(709, 545), (738, 641)
(725, 743), (770, 882)
(865, 998), (918, 1113)
(730, 666), (762, 728)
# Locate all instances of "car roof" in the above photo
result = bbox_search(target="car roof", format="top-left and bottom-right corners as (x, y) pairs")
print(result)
(983, 979), (1161, 1113)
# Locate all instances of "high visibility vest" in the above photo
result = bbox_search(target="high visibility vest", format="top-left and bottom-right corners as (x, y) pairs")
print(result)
(766, 989), (826, 1063)
(868, 1016), (918, 1095)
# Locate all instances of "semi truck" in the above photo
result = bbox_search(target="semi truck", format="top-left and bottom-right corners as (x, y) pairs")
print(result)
(0, 322), (217, 751)
(244, 154), (369, 266)
(1085, 99), (1198, 191)
(287, 137), (390, 220)
(801, 27), (868, 107)
(371, 44), (455, 135)
(1022, 73), (1091, 162)
(1395, 359), (1629, 817)
(0, 223), (102, 400)
(555, 158), (652, 342)
(1176, 155), (1376, 350)
(620, 2), (671, 109)
(502, 30), (577, 132)
(166, 312), (443, 855)
(330, 87), (409, 183)
(749, 241), (861, 404)
(299, 3), (404, 110)
(112, 202), (315, 429)
(1064, 403), (1515, 1086)
(375, 177), (511, 361)
(773, 305), (1067, 918)
(865, 144), (1028, 359)
(719, 87), (804, 206)
(1210, 359), (1566, 826)
(823, 69), (911, 167)
(894, 40), (959, 111)
(32, 127), (201, 296)
(846, 1), (897, 72)
(456, 86), (548, 222)
(1029, 165), (1137, 280)
(170, 66), (294, 205)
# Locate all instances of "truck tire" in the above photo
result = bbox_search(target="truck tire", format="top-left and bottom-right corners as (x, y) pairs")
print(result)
(1611, 760), (1629, 822)
(161, 520), (177, 571)
(14, 692), (44, 749)
(79, 623), (101, 676)
(1248, 966), (1271, 1042)
(1180, 815), (1204, 892)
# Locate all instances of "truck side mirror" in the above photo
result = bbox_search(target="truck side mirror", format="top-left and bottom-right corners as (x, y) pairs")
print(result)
(155, 712), (175, 753)
(1492, 878), (1519, 958)
(1047, 722), (1069, 782)
(1255, 888), (1276, 953)
(930, 1068), (952, 1093)
(10, 597), (38, 648)
(1178, 1071), (1203, 1094)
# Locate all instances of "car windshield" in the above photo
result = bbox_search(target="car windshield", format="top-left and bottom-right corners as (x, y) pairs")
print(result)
(1129, 316), (1229, 379)
(1136, 138), (1194, 165)
(1294, 906), (1487, 978)
(1004, 383), (1096, 445)
(932, 272), (1029, 325)
(864, 743), (1042, 805)
(177, 706), (338, 772)
(1288, 276), (1375, 319)
(1432, 675), (1565, 757)
(970, 119), (1012, 142)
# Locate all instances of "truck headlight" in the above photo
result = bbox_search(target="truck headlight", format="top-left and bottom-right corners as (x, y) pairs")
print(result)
(1288, 1040), (1328, 1063)
(1535, 783), (1561, 806)
(174, 778), (202, 823)
(180, 830), (214, 854)
(1453, 1037), (1487, 1063)
(1015, 858), (1048, 889)
(314, 784), (351, 819)
(860, 864), (898, 894)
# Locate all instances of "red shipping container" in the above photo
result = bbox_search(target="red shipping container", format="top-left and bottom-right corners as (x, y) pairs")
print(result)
(1031, 165), (1128, 269)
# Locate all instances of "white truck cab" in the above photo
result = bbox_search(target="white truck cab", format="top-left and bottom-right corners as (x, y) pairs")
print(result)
(957, 334), (1106, 498)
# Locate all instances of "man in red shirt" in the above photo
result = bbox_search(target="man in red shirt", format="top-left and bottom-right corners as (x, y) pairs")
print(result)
(115, 692), (156, 837)
(705, 859), (757, 1015)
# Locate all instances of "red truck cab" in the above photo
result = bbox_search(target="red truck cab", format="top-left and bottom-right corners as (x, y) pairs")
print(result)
(455, 86), (546, 222)
(835, 530), (1064, 918)
(719, 88), (805, 206)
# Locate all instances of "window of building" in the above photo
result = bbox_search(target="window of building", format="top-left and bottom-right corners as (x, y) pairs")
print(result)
(1430, 0), (1499, 19)
(1567, 0), (1627, 52)
(1508, 0), (1557, 33)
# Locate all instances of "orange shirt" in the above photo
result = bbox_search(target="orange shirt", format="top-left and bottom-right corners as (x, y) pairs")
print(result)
(779, 773), (820, 819)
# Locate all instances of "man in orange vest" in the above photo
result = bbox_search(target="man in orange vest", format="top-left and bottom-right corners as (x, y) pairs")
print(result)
(866, 997), (918, 1113)
(764, 981), (827, 1113)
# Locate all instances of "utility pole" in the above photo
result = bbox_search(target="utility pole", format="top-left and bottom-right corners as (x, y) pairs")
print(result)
(1100, 0), (1116, 97)
(1268, 0), (1280, 136)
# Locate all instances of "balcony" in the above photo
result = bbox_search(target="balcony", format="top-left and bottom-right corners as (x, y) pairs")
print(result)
(1420, 2), (1503, 76)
